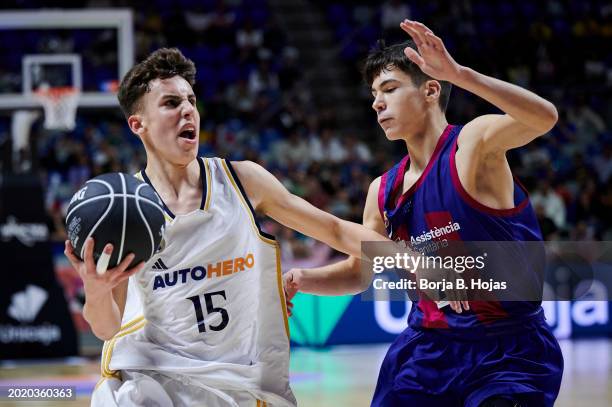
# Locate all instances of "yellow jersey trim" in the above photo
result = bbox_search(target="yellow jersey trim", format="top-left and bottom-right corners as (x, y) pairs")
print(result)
(203, 157), (212, 211)
(99, 315), (144, 377)
(275, 245), (291, 341)
(220, 160), (276, 246)
(101, 319), (147, 378)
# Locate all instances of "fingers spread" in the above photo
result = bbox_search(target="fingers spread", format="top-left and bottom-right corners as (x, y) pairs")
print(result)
(83, 237), (95, 263)
(128, 261), (145, 275)
(114, 253), (136, 273)
(115, 261), (145, 283)
(402, 20), (429, 46)
(402, 24), (425, 47)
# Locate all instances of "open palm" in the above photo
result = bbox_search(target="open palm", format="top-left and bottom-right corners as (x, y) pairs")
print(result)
(400, 20), (461, 83)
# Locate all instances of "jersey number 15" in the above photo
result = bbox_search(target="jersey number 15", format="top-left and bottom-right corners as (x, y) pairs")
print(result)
(187, 290), (229, 333)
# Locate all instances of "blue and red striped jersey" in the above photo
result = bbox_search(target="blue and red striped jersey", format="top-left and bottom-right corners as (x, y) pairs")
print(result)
(378, 124), (545, 336)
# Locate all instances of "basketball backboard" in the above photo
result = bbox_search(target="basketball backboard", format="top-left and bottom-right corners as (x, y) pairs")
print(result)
(0, 9), (134, 109)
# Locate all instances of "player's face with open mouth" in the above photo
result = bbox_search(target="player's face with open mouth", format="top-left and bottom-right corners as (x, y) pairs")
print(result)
(140, 75), (200, 165)
(371, 67), (428, 140)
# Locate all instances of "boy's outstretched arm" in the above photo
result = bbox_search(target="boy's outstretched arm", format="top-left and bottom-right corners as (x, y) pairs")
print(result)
(283, 177), (386, 297)
(279, 175), (469, 314)
(232, 161), (388, 260)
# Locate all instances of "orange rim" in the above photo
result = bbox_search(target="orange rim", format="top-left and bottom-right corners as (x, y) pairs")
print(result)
(34, 86), (79, 100)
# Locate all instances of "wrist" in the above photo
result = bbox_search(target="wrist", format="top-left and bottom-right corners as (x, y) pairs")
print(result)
(449, 65), (471, 87)
(84, 288), (113, 305)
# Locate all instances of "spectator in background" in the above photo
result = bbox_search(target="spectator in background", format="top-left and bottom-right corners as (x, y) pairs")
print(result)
(572, 178), (598, 223)
(594, 145), (612, 183)
(236, 18), (263, 54)
(309, 127), (347, 163)
(248, 57), (279, 97)
(344, 136), (372, 163)
(273, 130), (311, 168)
(567, 95), (606, 144)
(570, 221), (596, 241)
(520, 140), (551, 172)
(184, 1), (235, 46)
(381, 1), (411, 40)
(531, 178), (567, 230)
(225, 78), (255, 119)
(328, 189), (351, 218)
(67, 146), (91, 189)
(47, 201), (68, 243)
(278, 47), (302, 91)
(534, 203), (560, 240)
(599, 180), (612, 239)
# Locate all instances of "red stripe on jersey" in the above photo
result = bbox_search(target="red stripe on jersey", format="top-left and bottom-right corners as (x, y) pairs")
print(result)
(423, 210), (509, 324)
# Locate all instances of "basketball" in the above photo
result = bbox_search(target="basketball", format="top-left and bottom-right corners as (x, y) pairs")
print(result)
(65, 172), (165, 270)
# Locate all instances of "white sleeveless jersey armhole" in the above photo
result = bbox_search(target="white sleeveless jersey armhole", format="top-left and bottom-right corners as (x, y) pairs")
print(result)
(92, 158), (295, 407)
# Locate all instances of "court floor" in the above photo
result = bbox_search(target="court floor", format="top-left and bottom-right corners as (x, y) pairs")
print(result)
(0, 339), (610, 406)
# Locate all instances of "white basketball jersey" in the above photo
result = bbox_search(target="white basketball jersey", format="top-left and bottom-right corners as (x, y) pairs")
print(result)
(96, 157), (295, 406)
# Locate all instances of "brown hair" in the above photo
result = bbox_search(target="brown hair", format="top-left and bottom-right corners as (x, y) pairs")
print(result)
(362, 40), (452, 112)
(117, 48), (196, 118)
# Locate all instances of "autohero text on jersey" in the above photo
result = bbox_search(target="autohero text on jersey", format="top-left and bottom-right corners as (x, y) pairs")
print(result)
(153, 253), (255, 291)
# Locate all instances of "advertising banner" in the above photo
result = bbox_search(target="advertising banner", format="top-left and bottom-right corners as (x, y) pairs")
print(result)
(0, 174), (78, 359)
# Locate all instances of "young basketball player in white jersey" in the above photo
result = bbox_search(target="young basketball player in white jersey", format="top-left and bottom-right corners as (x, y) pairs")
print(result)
(63, 48), (392, 407)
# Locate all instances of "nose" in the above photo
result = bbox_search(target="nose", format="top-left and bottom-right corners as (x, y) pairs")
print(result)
(372, 94), (385, 113)
(181, 100), (195, 118)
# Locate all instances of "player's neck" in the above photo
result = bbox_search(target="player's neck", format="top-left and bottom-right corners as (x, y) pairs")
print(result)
(144, 157), (201, 199)
(403, 115), (448, 172)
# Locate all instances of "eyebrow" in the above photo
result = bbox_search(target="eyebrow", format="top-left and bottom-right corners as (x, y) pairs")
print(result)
(161, 93), (195, 99)
(160, 93), (196, 101)
(371, 79), (400, 93)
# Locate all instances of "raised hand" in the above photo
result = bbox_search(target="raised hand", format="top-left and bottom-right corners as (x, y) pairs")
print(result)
(400, 20), (462, 83)
(64, 237), (143, 302)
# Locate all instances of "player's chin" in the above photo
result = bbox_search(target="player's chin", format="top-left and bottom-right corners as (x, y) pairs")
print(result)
(177, 138), (199, 152)
(382, 127), (402, 141)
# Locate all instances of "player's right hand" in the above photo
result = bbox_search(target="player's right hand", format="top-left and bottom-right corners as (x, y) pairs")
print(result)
(413, 260), (470, 314)
(283, 268), (301, 317)
(449, 300), (470, 314)
(399, 19), (462, 84)
(64, 237), (144, 301)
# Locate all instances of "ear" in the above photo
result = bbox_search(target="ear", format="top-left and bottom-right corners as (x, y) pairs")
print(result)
(127, 114), (145, 138)
(424, 80), (441, 105)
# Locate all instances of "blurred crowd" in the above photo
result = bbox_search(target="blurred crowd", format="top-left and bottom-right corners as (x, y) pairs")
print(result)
(320, 0), (612, 242)
(1, 0), (610, 268)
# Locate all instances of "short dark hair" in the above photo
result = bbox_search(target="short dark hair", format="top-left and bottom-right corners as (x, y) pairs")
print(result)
(362, 40), (452, 113)
(117, 48), (196, 118)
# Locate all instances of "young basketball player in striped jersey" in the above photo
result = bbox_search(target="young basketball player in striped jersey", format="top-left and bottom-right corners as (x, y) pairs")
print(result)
(283, 20), (563, 406)
(63, 48), (393, 407)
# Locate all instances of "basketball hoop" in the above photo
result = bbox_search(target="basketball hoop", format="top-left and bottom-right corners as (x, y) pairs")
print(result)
(34, 86), (80, 131)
